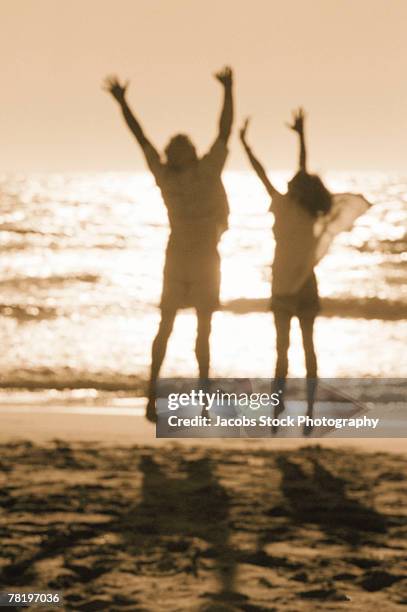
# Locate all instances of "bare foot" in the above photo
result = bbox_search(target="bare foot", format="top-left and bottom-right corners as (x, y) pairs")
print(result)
(303, 407), (314, 437)
(145, 398), (157, 423)
(271, 399), (285, 436)
(201, 406), (212, 420)
(303, 422), (314, 437)
(274, 398), (285, 418)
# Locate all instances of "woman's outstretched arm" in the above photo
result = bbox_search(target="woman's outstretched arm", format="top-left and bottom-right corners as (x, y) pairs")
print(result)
(215, 66), (234, 144)
(286, 107), (307, 172)
(239, 119), (281, 198)
(103, 75), (157, 152)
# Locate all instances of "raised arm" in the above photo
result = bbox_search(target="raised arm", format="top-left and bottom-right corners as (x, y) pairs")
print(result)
(103, 75), (156, 151)
(286, 107), (307, 172)
(214, 66), (234, 144)
(239, 119), (281, 198)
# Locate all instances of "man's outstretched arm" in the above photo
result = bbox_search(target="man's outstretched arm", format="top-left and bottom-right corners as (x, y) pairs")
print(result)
(103, 75), (156, 151)
(240, 119), (281, 198)
(215, 66), (234, 143)
(287, 107), (307, 172)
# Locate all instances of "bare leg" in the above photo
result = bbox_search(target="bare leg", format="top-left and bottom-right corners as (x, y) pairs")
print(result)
(299, 316), (318, 435)
(273, 311), (291, 421)
(195, 310), (213, 416)
(299, 316), (317, 377)
(195, 310), (213, 380)
(274, 311), (291, 379)
(146, 309), (176, 422)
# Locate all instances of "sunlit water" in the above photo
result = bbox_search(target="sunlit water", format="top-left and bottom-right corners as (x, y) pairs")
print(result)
(0, 171), (405, 399)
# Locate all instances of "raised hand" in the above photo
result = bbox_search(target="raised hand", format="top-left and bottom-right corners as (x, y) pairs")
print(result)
(286, 107), (305, 134)
(214, 66), (233, 88)
(239, 117), (250, 143)
(103, 75), (129, 103)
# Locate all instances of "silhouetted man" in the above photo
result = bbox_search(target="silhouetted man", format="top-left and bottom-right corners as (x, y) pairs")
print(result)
(104, 67), (233, 421)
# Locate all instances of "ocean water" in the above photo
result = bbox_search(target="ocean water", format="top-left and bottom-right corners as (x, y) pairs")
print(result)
(0, 171), (405, 400)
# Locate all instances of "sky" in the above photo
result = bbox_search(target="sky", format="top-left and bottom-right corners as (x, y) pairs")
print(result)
(1, 0), (407, 172)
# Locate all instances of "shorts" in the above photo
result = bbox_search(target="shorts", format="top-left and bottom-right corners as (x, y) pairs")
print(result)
(160, 248), (220, 312)
(271, 272), (320, 318)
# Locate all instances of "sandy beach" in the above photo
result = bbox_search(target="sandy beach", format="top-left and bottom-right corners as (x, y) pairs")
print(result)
(2, 3), (407, 609)
(0, 408), (406, 611)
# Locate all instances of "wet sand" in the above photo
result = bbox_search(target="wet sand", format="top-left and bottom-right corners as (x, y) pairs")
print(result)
(0, 410), (406, 611)
(1, 407), (407, 454)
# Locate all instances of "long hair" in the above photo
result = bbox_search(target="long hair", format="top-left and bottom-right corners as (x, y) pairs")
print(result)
(288, 171), (332, 217)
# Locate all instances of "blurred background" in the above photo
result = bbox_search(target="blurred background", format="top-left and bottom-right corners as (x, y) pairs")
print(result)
(0, 0), (406, 403)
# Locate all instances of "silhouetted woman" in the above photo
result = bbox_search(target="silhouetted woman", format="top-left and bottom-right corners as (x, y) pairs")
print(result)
(240, 109), (332, 413)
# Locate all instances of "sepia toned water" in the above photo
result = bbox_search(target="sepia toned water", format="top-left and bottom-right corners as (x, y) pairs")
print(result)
(0, 171), (405, 401)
